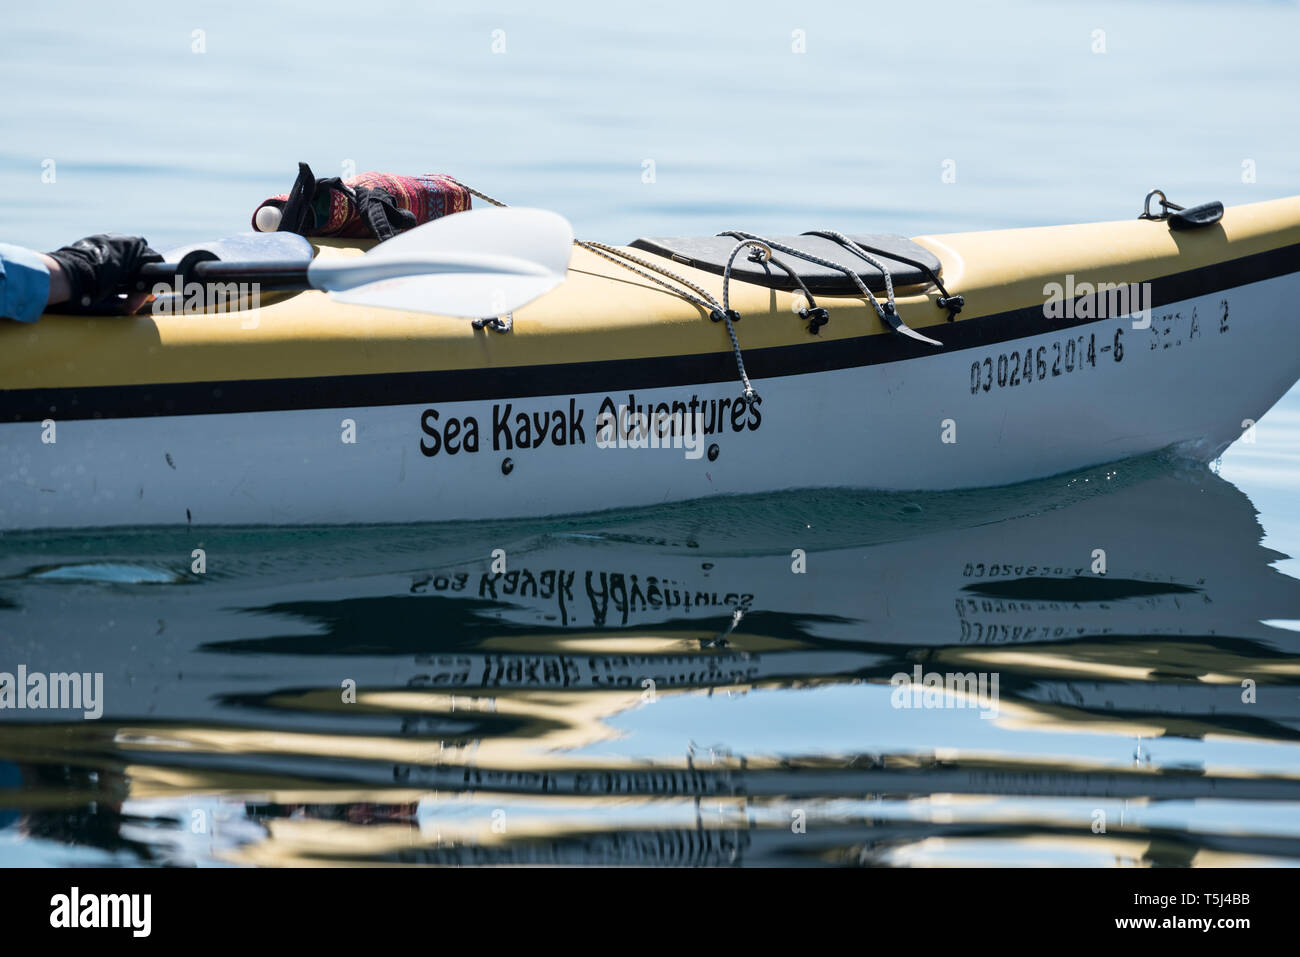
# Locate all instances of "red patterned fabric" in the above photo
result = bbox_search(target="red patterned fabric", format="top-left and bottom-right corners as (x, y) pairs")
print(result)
(252, 173), (472, 236)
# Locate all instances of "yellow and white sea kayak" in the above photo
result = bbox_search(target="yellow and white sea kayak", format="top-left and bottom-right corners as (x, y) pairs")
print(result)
(3, 194), (1300, 530)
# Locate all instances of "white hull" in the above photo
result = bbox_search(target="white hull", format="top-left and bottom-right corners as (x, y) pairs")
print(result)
(3, 274), (1298, 530)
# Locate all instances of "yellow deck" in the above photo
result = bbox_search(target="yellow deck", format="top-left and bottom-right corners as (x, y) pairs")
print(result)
(5, 195), (1300, 391)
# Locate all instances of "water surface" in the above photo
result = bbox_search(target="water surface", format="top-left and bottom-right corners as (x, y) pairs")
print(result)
(2, 0), (1300, 866)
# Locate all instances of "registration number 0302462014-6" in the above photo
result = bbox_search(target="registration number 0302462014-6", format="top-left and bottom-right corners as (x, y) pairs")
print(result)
(969, 328), (1125, 395)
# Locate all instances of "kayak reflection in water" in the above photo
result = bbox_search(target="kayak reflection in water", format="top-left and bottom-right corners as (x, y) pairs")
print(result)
(0, 234), (160, 321)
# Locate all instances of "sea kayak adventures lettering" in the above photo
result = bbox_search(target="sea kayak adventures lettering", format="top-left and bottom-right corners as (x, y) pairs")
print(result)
(419, 392), (762, 457)
(475, 566), (753, 627)
(405, 651), (760, 691)
(420, 398), (583, 455)
(412, 565), (753, 628)
(383, 827), (749, 866)
(594, 394), (761, 452)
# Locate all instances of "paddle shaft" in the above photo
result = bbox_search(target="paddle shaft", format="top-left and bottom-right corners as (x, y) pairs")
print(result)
(134, 251), (554, 292)
(134, 259), (311, 293)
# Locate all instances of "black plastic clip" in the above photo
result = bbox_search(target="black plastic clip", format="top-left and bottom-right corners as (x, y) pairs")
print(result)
(140, 248), (220, 304)
(174, 249), (219, 289)
(472, 313), (514, 333)
(800, 306), (830, 335)
(1139, 189), (1223, 230)
(1169, 202), (1224, 230)
(710, 309), (742, 324)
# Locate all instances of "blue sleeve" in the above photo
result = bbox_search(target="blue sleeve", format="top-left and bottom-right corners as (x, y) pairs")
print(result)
(0, 243), (52, 323)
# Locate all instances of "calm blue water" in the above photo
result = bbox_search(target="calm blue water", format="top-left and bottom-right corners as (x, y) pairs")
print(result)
(2, 0), (1300, 866)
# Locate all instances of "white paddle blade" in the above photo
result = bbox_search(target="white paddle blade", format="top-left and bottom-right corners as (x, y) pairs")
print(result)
(306, 206), (574, 318)
(326, 272), (565, 318)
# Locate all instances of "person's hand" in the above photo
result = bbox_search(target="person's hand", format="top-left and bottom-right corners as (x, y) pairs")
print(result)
(44, 234), (162, 314)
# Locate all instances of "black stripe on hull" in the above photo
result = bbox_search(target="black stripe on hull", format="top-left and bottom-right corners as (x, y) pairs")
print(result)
(5, 241), (1299, 423)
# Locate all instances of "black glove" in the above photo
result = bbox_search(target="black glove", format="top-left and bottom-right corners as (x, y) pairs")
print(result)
(45, 234), (162, 313)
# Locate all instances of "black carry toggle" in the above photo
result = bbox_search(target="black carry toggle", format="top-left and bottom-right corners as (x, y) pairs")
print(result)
(1139, 189), (1223, 230)
(1169, 202), (1224, 230)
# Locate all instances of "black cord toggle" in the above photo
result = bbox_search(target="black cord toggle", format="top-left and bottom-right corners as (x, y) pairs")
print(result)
(800, 306), (830, 334)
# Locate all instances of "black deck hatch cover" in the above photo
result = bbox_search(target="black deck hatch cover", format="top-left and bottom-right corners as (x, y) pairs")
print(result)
(627, 233), (942, 295)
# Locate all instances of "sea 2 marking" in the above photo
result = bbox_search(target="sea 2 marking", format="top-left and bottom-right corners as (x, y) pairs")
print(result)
(1144, 300), (1232, 352)
(969, 328), (1124, 395)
